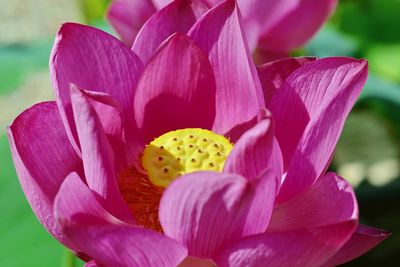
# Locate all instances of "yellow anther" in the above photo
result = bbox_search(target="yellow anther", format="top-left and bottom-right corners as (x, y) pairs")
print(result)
(142, 128), (233, 188)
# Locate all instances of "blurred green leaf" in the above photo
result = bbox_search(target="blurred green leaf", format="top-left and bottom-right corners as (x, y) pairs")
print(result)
(336, 0), (400, 44)
(366, 44), (400, 82)
(360, 75), (400, 105)
(305, 25), (359, 58)
(61, 249), (83, 267)
(334, 111), (398, 166)
(0, 135), (84, 267)
(0, 41), (52, 95)
(80, 0), (110, 23)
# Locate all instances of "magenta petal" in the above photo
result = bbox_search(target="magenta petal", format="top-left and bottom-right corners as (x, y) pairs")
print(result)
(55, 173), (187, 267)
(258, 0), (337, 52)
(257, 57), (317, 104)
(235, 0), (289, 51)
(152, 0), (172, 9)
(134, 33), (216, 140)
(269, 58), (368, 202)
(269, 172), (358, 232)
(50, 23), (143, 153)
(254, 48), (290, 64)
(70, 87), (133, 223)
(65, 224), (187, 267)
(189, 0), (264, 134)
(178, 256), (216, 267)
(7, 102), (82, 249)
(323, 225), (391, 266)
(84, 261), (97, 267)
(215, 222), (357, 267)
(78, 88), (125, 141)
(224, 112), (283, 184)
(107, 0), (156, 46)
(159, 171), (277, 258)
(270, 58), (367, 172)
(223, 112), (259, 143)
(54, 172), (123, 225)
(75, 88), (130, 171)
(132, 0), (208, 64)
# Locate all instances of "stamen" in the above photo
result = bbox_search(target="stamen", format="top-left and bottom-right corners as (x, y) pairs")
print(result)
(120, 129), (234, 233)
(119, 166), (163, 232)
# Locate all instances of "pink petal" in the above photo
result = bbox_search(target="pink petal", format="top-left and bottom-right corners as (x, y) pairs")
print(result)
(50, 23), (143, 154)
(215, 222), (357, 267)
(159, 171), (277, 258)
(224, 111), (283, 185)
(134, 33), (216, 140)
(235, 0), (291, 51)
(268, 58), (368, 202)
(178, 256), (216, 267)
(258, 0), (338, 52)
(84, 261), (97, 267)
(70, 87), (133, 223)
(269, 172), (358, 232)
(66, 224), (187, 267)
(257, 57), (317, 104)
(55, 172), (187, 267)
(107, 0), (156, 46)
(189, 0), (264, 135)
(253, 48), (290, 64)
(152, 0), (172, 9)
(7, 102), (82, 249)
(200, 0), (223, 8)
(270, 58), (367, 170)
(79, 89), (125, 141)
(76, 88), (130, 171)
(322, 225), (391, 266)
(132, 0), (208, 64)
(80, 89), (144, 166)
(222, 110), (259, 143)
(54, 172), (124, 226)
(152, 0), (220, 9)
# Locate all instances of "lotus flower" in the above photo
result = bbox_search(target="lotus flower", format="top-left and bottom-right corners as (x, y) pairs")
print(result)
(107, 0), (338, 62)
(8, 1), (388, 266)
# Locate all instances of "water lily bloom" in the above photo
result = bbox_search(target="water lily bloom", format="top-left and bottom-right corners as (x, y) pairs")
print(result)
(8, 1), (389, 266)
(107, 0), (338, 62)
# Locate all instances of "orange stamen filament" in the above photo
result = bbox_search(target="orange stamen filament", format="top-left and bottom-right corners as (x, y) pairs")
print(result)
(119, 166), (164, 232)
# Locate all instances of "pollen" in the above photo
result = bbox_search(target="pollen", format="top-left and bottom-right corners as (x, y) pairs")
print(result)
(119, 166), (164, 232)
(142, 128), (233, 188)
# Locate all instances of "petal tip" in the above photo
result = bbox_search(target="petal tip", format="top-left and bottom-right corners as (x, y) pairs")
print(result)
(57, 22), (83, 37)
(359, 58), (369, 68)
(211, 0), (236, 13)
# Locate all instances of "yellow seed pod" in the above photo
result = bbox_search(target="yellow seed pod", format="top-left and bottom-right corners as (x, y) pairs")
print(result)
(142, 128), (233, 188)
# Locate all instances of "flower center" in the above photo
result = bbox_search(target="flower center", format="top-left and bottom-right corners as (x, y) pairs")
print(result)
(142, 128), (233, 188)
(119, 128), (232, 232)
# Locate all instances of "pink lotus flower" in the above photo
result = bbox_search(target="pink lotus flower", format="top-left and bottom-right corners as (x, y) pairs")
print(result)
(107, 0), (338, 61)
(8, 1), (388, 266)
